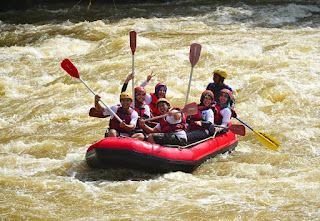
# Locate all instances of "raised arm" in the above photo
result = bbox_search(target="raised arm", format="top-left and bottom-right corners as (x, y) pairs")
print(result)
(121, 73), (134, 93)
(140, 71), (155, 87)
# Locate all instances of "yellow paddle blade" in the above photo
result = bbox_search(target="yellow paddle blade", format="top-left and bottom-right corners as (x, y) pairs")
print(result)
(253, 129), (280, 151)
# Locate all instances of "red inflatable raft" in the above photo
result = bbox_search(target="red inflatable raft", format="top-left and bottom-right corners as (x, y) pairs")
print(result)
(85, 127), (238, 173)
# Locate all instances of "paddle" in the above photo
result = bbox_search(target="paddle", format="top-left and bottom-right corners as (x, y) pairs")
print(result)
(214, 124), (246, 136)
(130, 31), (136, 108)
(142, 102), (198, 122)
(185, 43), (202, 106)
(61, 58), (123, 123)
(236, 117), (280, 150)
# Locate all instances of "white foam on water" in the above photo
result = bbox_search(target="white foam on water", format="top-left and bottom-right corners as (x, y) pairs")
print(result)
(0, 37), (92, 62)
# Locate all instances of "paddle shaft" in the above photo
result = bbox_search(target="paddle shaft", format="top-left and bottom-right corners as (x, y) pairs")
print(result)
(141, 111), (180, 122)
(185, 43), (201, 106)
(132, 54), (135, 108)
(214, 124), (245, 136)
(185, 66), (194, 106)
(236, 117), (279, 150)
(236, 117), (253, 131)
(61, 59), (123, 123)
(79, 78), (123, 123)
(214, 124), (232, 129)
(130, 31), (136, 109)
(142, 102), (197, 122)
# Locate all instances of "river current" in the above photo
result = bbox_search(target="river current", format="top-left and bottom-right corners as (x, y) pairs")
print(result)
(1, 0), (320, 220)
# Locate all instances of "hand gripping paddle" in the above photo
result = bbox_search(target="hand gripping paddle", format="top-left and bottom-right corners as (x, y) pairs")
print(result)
(142, 102), (198, 122)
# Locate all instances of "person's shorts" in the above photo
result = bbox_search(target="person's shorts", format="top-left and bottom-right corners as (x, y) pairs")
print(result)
(152, 133), (187, 146)
(105, 129), (131, 138)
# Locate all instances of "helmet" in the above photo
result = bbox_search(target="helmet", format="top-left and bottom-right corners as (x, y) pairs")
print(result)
(155, 82), (167, 96)
(156, 98), (170, 106)
(213, 68), (228, 79)
(155, 82), (167, 89)
(220, 88), (233, 100)
(200, 90), (214, 102)
(120, 92), (133, 101)
(134, 86), (146, 96)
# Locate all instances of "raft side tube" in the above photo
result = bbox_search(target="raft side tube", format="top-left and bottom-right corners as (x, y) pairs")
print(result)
(86, 141), (237, 173)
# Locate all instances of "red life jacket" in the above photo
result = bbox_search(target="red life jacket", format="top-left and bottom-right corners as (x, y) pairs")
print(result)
(134, 103), (148, 130)
(159, 108), (187, 133)
(149, 93), (161, 117)
(188, 105), (214, 131)
(214, 105), (237, 125)
(109, 105), (134, 133)
(135, 104), (147, 118)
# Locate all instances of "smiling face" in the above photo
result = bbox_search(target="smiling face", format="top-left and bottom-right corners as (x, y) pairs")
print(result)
(157, 86), (166, 98)
(157, 102), (169, 114)
(219, 92), (228, 104)
(121, 98), (132, 109)
(135, 92), (146, 103)
(203, 96), (213, 106)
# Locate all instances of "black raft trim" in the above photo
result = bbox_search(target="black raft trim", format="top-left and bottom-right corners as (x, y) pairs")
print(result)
(86, 141), (238, 173)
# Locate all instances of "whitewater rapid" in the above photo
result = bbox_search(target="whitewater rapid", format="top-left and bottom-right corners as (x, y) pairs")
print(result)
(1, 1), (320, 220)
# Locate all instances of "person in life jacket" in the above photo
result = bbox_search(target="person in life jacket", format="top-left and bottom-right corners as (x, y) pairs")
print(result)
(130, 86), (152, 141)
(120, 72), (166, 122)
(138, 98), (187, 146)
(94, 92), (138, 138)
(187, 90), (215, 144)
(212, 88), (237, 134)
(146, 82), (167, 120)
(206, 68), (235, 108)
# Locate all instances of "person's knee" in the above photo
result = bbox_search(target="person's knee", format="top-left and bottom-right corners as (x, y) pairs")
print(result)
(132, 133), (144, 141)
(108, 129), (117, 137)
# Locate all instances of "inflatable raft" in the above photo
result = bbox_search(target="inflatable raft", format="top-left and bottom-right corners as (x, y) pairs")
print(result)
(85, 127), (238, 173)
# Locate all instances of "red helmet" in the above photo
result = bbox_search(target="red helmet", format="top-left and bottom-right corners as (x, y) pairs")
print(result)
(134, 86), (146, 96)
(155, 82), (167, 89)
(200, 90), (214, 103)
(220, 88), (233, 100)
(155, 83), (167, 96)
